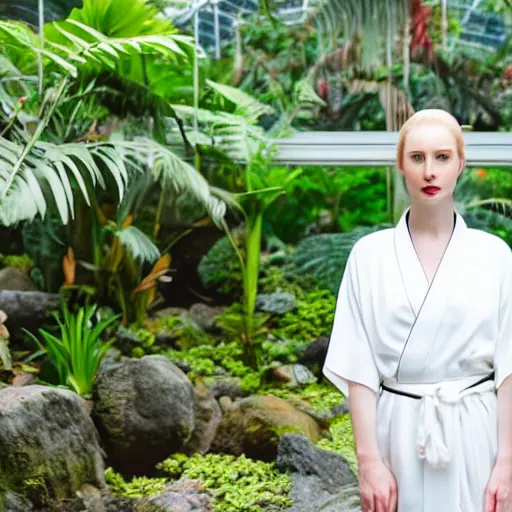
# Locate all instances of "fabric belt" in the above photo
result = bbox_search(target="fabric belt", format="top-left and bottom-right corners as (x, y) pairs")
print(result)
(380, 372), (496, 469)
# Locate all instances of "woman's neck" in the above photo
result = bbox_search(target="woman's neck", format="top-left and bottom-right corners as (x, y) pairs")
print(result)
(408, 201), (455, 238)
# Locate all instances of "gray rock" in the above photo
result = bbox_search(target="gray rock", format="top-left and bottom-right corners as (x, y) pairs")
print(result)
(207, 377), (245, 400)
(276, 434), (356, 491)
(155, 330), (179, 348)
(210, 395), (325, 462)
(286, 474), (361, 512)
(271, 364), (317, 387)
(0, 385), (104, 507)
(3, 492), (34, 512)
(188, 303), (226, 334)
(92, 356), (195, 477)
(0, 267), (39, 291)
(299, 336), (330, 374)
(137, 480), (212, 512)
(0, 290), (60, 334)
(255, 292), (297, 315)
(183, 381), (222, 455)
(277, 435), (360, 512)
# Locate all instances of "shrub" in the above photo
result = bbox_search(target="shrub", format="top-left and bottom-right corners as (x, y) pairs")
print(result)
(291, 225), (389, 293)
(197, 237), (243, 296)
(158, 453), (292, 512)
(272, 289), (336, 343)
(25, 302), (120, 397)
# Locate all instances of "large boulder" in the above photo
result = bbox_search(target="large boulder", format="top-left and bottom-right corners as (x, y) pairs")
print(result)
(0, 385), (104, 508)
(0, 290), (60, 334)
(276, 434), (356, 489)
(182, 380), (222, 455)
(0, 267), (39, 291)
(276, 434), (359, 512)
(210, 395), (327, 462)
(92, 355), (195, 476)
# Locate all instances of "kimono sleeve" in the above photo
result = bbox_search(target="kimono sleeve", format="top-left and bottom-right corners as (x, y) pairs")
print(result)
(322, 243), (380, 397)
(494, 245), (512, 390)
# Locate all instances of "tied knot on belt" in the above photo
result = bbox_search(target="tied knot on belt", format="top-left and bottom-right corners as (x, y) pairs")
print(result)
(381, 375), (495, 470)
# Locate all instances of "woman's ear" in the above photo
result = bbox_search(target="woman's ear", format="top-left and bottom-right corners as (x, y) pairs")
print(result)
(458, 158), (466, 176)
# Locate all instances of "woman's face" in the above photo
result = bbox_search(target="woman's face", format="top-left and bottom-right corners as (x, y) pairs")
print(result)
(399, 122), (464, 204)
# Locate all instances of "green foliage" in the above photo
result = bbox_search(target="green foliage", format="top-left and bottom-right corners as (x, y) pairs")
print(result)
(455, 168), (512, 246)
(260, 337), (303, 365)
(174, 321), (218, 351)
(316, 415), (357, 474)
(215, 303), (269, 343)
(0, 252), (34, 272)
(222, 13), (319, 125)
(197, 236), (244, 296)
(291, 225), (390, 294)
(266, 166), (388, 243)
(105, 467), (167, 497)
(25, 302), (120, 396)
(158, 453), (292, 512)
(267, 380), (339, 407)
(259, 263), (318, 296)
(117, 324), (157, 358)
(166, 341), (262, 393)
(272, 289), (336, 343)
(167, 341), (247, 378)
(107, 452), (293, 511)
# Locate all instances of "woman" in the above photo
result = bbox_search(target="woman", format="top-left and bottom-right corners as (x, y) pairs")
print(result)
(323, 109), (512, 512)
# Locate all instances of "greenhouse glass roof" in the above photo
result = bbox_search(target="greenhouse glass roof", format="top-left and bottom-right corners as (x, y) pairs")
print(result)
(166, 0), (510, 59)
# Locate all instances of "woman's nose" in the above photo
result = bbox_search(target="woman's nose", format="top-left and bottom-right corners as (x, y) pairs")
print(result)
(423, 160), (436, 181)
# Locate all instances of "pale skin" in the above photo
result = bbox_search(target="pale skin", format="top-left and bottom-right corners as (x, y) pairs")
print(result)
(350, 118), (512, 512)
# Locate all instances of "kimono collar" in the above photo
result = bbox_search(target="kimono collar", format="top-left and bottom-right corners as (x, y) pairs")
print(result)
(394, 207), (467, 317)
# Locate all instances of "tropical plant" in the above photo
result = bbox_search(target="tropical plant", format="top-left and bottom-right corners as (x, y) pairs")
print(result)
(0, 7), (199, 225)
(171, 80), (305, 368)
(0, 0), (235, 328)
(24, 301), (120, 396)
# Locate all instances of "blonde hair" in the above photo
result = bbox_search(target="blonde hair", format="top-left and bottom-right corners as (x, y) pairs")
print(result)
(396, 109), (465, 170)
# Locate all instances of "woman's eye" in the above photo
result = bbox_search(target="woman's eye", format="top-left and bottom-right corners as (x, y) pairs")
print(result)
(411, 154), (423, 162)
(437, 153), (450, 161)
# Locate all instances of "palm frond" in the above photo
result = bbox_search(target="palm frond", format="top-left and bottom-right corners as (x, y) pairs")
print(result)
(117, 137), (229, 228)
(44, 19), (195, 71)
(171, 105), (268, 161)
(116, 225), (160, 264)
(0, 20), (78, 77)
(465, 198), (512, 215)
(206, 79), (275, 122)
(0, 137), (129, 225)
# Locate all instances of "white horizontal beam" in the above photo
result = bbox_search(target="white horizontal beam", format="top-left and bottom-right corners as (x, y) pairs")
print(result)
(269, 131), (512, 167)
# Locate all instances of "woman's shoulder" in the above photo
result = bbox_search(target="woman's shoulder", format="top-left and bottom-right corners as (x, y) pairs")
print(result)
(466, 227), (511, 254)
(351, 227), (395, 256)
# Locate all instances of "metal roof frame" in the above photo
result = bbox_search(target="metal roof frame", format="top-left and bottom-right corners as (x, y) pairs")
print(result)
(269, 131), (512, 166)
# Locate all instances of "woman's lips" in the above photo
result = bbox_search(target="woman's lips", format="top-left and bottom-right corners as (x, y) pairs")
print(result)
(422, 186), (440, 196)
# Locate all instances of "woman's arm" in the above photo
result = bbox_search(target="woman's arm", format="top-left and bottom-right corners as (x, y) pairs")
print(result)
(497, 375), (512, 463)
(349, 381), (397, 512)
(484, 374), (512, 512)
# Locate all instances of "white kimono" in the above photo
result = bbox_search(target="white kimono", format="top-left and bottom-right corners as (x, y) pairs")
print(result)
(323, 208), (512, 512)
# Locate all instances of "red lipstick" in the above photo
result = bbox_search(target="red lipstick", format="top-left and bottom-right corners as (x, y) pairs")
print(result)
(422, 186), (440, 196)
